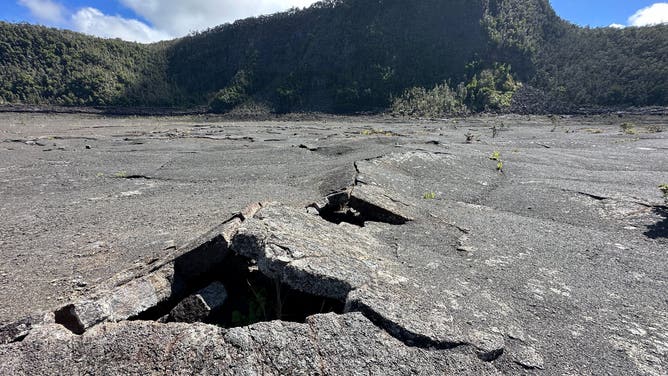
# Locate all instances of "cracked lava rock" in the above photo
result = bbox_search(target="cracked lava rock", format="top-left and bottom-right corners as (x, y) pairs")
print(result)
(1, 114), (667, 375)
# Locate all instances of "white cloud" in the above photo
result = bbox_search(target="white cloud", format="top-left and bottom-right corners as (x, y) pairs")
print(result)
(18, 0), (320, 43)
(71, 7), (171, 43)
(16, 0), (316, 43)
(608, 23), (625, 29)
(17, 0), (66, 24)
(628, 2), (668, 26)
(119, 0), (319, 36)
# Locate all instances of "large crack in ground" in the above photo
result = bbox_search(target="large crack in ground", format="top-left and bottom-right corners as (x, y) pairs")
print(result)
(43, 197), (415, 343)
(0, 158), (504, 368)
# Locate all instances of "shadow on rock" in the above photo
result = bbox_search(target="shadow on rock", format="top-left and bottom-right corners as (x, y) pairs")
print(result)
(644, 207), (667, 239)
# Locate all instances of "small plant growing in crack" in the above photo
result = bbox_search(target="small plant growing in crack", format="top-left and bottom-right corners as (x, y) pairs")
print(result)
(660, 184), (668, 203)
(231, 280), (268, 327)
(114, 171), (128, 178)
(489, 151), (504, 172)
(423, 192), (437, 200)
(620, 122), (637, 135)
(361, 129), (397, 136)
(549, 115), (558, 132)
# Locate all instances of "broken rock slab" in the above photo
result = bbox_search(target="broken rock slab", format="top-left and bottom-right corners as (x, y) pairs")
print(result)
(54, 263), (176, 334)
(48, 210), (261, 335)
(510, 344), (545, 370)
(0, 313), (54, 345)
(349, 183), (415, 224)
(231, 202), (400, 300)
(168, 281), (228, 323)
(231, 199), (512, 362)
(4, 202), (263, 340)
(311, 184), (414, 226)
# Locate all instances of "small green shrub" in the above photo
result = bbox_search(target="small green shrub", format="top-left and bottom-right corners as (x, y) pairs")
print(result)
(489, 151), (504, 171)
(660, 184), (668, 201)
(465, 63), (522, 112)
(391, 82), (468, 118)
(620, 122), (637, 135)
(423, 192), (437, 200)
(209, 70), (251, 113)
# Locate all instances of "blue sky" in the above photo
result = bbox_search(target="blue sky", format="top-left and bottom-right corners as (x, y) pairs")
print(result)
(549, 0), (665, 27)
(1, 1), (667, 43)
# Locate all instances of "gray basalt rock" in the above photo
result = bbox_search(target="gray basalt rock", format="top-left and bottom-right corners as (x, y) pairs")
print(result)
(0, 313), (54, 345)
(0, 313), (500, 375)
(231, 202), (396, 300)
(54, 263), (175, 334)
(511, 344), (545, 370)
(1, 115), (667, 375)
(168, 281), (228, 323)
(349, 183), (414, 224)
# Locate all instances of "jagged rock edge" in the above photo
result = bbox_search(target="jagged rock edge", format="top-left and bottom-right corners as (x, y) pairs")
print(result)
(2, 180), (499, 363)
(227, 210), (499, 361)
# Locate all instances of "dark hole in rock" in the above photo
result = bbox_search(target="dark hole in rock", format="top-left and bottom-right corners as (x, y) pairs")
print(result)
(314, 191), (409, 227)
(127, 235), (231, 323)
(314, 191), (366, 226)
(347, 196), (410, 225)
(132, 252), (344, 328)
(317, 206), (366, 227)
(54, 305), (85, 335)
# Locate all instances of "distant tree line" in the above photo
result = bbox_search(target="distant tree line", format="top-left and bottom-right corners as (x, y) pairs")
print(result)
(0, 0), (666, 114)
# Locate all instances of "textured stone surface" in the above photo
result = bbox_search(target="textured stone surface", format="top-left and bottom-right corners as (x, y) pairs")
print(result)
(168, 282), (228, 323)
(0, 313), (500, 375)
(232, 202), (393, 300)
(1, 113), (667, 375)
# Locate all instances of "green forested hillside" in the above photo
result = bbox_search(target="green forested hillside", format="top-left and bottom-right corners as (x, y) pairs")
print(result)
(167, 0), (494, 112)
(535, 24), (668, 107)
(0, 23), (181, 106)
(0, 0), (666, 113)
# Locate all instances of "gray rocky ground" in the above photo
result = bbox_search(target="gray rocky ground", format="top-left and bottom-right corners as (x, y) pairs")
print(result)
(0, 113), (666, 375)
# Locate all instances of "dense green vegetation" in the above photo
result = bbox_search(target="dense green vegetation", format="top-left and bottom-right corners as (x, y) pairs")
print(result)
(0, 0), (666, 114)
(0, 22), (180, 106)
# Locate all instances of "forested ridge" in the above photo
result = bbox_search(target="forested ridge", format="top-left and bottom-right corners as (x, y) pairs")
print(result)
(0, 0), (666, 114)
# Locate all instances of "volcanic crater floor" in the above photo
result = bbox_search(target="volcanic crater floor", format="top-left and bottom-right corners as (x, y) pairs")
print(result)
(0, 113), (666, 375)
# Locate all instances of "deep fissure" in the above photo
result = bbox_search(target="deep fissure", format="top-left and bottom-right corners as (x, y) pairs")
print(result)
(48, 184), (463, 355)
(131, 252), (345, 328)
(46, 200), (488, 358)
(313, 190), (410, 227)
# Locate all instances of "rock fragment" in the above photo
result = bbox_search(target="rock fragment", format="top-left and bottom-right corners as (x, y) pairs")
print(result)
(512, 345), (544, 369)
(468, 330), (505, 361)
(168, 282), (228, 323)
(0, 313), (53, 344)
(54, 263), (175, 333)
(349, 184), (413, 224)
(232, 202), (391, 300)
